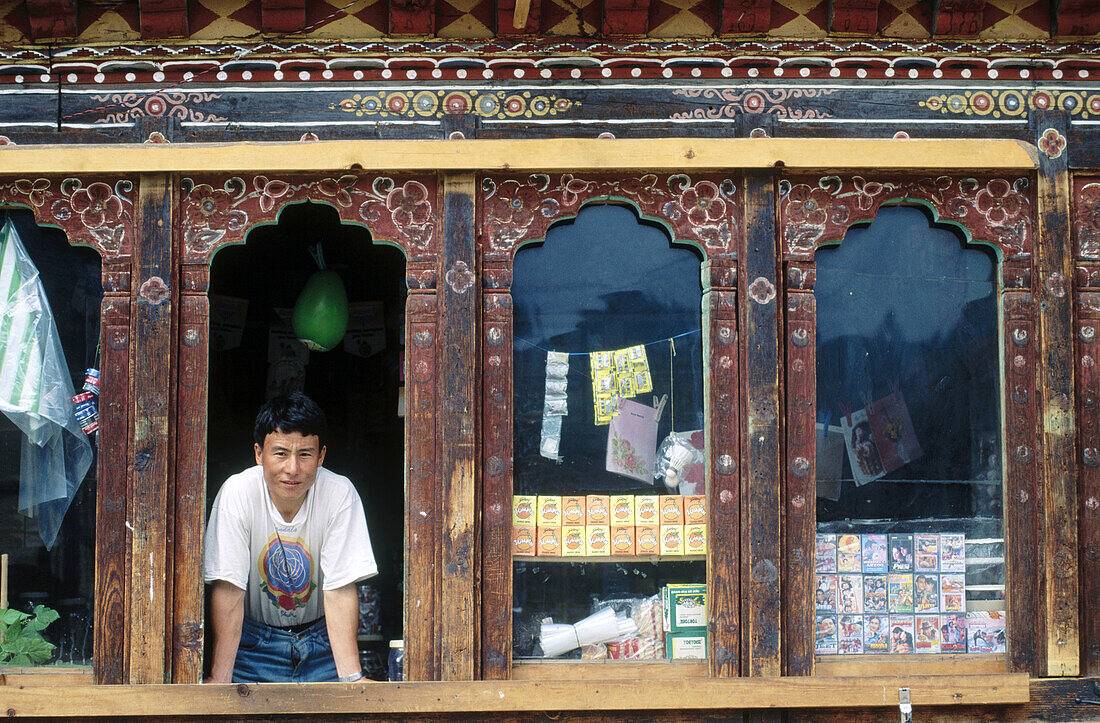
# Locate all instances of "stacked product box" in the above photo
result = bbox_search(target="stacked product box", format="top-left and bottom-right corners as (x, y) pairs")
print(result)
(814, 531), (998, 655)
(512, 494), (707, 559)
(662, 583), (707, 659)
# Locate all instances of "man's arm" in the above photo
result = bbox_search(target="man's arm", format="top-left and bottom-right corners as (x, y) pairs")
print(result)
(323, 583), (363, 679)
(207, 580), (246, 683)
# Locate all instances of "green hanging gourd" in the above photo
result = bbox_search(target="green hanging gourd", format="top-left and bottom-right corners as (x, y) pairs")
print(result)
(292, 245), (348, 352)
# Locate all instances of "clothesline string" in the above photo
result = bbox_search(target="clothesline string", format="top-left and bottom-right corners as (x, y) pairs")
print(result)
(513, 328), (701, 357)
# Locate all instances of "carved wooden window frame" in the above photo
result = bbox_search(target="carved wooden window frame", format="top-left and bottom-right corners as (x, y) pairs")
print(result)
(779, 172), (1039, 675)
(477, 171), (743, 680)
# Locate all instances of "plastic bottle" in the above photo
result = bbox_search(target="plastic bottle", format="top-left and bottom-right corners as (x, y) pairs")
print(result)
(387, 639), (404, 681)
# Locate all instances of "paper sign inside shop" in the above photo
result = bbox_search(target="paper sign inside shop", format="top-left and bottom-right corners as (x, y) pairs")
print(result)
(606, 399), (658, 483)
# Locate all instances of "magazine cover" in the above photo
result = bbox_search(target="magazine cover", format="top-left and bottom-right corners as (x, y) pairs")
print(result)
(815, 533), (838, 573)
(815, 614), (839, 654)
(939, 574), (966, 613)
(914, 533), (940, 573)
(867, 390), (923, 472)
(888, 616), (915, 654)
(837, 534), (862, 573)
(838, 615), (864, 655)
(816, 574), (838, 613)
(939, 533), (966, 573)
(861, 533), (888, 573)
(863, 574), (888, 613)
(940, 613), (967, 652)
(888, 533), (914, 572)
(840, 407), (886, 486)
(968, 612), (1007, 653)
(914, 574), (940, 614)
(839, 574), (864, 614)
(888, 574), (914, 614)
(915, 615), (941, 653)
(864, 614), (890, 653)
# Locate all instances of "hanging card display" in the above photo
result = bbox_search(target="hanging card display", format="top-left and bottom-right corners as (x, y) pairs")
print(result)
(606, 399), (658, 482)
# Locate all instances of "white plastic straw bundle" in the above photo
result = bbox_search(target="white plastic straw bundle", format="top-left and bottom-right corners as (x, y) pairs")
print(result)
(540, 608), (639, 658)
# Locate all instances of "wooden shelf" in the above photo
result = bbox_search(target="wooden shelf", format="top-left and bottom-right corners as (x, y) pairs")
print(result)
(514, 555), (705, 563)
(815, 653), (1006, 677)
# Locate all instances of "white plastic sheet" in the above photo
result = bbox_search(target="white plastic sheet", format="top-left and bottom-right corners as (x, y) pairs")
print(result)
(0, 219), (93, 549)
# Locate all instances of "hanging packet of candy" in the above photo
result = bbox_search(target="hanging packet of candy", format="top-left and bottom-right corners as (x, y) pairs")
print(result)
(540, 351), (569, 461)
(591, 344), (653, 424)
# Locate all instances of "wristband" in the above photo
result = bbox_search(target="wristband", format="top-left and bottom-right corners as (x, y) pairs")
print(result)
(338, 669), (364, 683)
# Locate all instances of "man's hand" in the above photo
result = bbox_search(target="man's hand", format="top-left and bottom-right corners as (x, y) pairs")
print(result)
(208, 580), (246, 684)
(323, 583), (364, 680)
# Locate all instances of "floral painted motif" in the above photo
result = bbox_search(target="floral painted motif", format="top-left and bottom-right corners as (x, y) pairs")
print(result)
(481, 173), (739, 260)
(180, 174), (438, 263)
(1038, 128), (1067, 160)
(88, 91), (226, 124)
(1074, 181), (1100, 260)
(780, 174), (1033, 261)
(332, 90), (575, 120)
(671, 88), (837, 120)
(0, 177), (135, 255)
(609, 433), (647, 479)
(922, 90), (1100, 120)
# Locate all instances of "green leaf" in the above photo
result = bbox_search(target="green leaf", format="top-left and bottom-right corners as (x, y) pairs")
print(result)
(27, 605), (59, 632)
(0, 608), (28, 626)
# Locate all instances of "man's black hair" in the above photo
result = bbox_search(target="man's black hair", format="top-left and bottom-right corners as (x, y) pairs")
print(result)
(253, 392), (328, 448)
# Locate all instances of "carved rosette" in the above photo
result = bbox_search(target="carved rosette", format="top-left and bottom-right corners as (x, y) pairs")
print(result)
(0, 177), (136, 257)
(1074, 178), (1100, 263)
(480, 172), (741, 261)
(180, 173), (440, 264)
(779, 174), (1034, 262)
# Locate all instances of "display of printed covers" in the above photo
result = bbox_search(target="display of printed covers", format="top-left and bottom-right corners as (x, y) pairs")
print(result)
(861, 534), (888, 573)
(940, 613), (967, 653)
(940, 574), (966, 613)
(864, 614), (889, 653)
(591, 344), (652, 425)
(815, 614), (838, 654)
(939, 533), (966, 573)
(837, 534), (862, 573)
(914, 533), (939, 572)
(888, 574), (914, 614)
(838, 574), (863, 614)
(967, 612), (1007, 653)
(838, 615), (864, 655)
(840, 406), (886, 486)
(914, 573), (940, 614)
(863, 574), (887, 613)
(888, 616), (915, 654)
(915, 614), (941, 653)
(815, 534), (837, 573)
(888, 533), (914, 572)
(815, 574), (838, 613)
(540, 351), (570, 460)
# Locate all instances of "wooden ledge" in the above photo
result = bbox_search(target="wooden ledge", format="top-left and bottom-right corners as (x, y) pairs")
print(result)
(0, 138), (1038, 175)
(0, 674), (1029, 717)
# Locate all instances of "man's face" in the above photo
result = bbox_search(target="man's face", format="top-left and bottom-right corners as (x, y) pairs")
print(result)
(256, 429), (326, 519)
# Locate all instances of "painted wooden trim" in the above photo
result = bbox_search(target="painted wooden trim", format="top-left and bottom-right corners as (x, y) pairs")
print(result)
(0, 139), (1039, 175)
(0, 674), (1030, 716)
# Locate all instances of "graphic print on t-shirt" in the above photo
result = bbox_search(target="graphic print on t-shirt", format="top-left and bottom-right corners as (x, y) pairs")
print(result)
(258, 534), (317, 614)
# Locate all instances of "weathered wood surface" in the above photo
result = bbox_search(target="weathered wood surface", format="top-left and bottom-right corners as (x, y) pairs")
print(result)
(127, 174), (174, 684)
(739, 170), (781, 677)
(0, 674), (1029, 717)
(1031, 111), (1081, 677)
(440, 172), (479, 681)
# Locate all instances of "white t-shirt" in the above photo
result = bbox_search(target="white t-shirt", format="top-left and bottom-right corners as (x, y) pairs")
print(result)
(204, 465), (378, 627)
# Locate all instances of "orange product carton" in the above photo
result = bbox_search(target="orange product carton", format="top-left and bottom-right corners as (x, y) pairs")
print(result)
(661, 525), (685, 556)
(562, 526), (587, 557)
(636, 524), (660, 556)
(586, 525), (611, 556)
(684, 495), (707, 525)
(685, 524), (707, 555)
(610, 525), (636, 556)
(537, 526), (562, 557)
(586, 495), (610, 525)
(610, 495), (635, 525)
(512, 496), (537, 527)
(660, 495), (685, 524)
(512, 525), (536, 556)
(635, 496), (660, 525)
(537, 496), (562, 526)
(561, 496), (587, 526)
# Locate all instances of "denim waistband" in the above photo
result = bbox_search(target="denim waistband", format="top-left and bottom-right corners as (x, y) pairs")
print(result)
(244, 615), (326, 637)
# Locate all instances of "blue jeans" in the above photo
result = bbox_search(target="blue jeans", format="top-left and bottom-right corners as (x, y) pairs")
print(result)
(233, 616), (339, 683)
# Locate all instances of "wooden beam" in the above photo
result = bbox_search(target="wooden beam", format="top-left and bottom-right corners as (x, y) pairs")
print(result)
(24, 0), (77, 39)
(1054, 0), (1100, 36)
(0, 675), (1030, 716)
(827, 0), (879, 34)
(127, 174), (175, 684)
(388, 0), (436, 36)
(0, 139), (1040, 175)
(440, 172), (478, 680)
(718, 0), (771, 34)
(260, 0), (305, 34)
(931, 0), (983, 36)
(139, 0), (189, 39)
(1031, 110), (1080, 677)
(602, 0), (651, 35)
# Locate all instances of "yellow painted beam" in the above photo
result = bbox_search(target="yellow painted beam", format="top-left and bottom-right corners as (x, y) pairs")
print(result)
(0, 674), (1029, 717)
(0, 138), (1038, 175)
